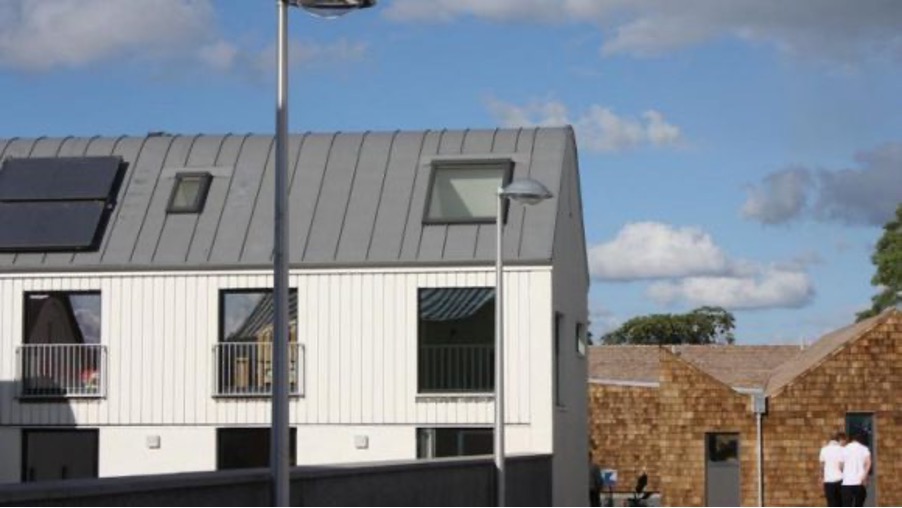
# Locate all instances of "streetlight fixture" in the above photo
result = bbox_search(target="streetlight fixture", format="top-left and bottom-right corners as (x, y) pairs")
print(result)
(494, 178), (553, 507)
(272, 1), (374, 506)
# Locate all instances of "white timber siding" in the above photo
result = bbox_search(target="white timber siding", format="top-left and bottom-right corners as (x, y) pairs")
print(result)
(0, 267), (552, 429)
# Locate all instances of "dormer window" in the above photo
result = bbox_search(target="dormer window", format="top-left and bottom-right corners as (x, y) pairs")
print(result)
(424, 160), (513, 223)
(167, 172), (212, 214)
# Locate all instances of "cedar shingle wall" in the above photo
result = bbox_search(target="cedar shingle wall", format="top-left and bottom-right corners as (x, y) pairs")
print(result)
(765, 316), (902, 506)
(657, 350), (757, 507)
(588, 384), (659, 493)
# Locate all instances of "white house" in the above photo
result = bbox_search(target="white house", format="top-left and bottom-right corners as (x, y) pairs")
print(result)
(0, 127), (589, 505)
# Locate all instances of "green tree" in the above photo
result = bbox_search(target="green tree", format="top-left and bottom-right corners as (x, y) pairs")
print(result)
(857, 203), (902, 321)
(601, 306), (736, 345)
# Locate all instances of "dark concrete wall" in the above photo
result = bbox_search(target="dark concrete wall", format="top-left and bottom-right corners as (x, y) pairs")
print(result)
(0, 455), (550, 507)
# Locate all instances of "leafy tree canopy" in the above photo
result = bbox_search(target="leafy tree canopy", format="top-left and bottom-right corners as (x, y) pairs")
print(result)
(857, 203), (902, 321)
(601, 306), (736, 345)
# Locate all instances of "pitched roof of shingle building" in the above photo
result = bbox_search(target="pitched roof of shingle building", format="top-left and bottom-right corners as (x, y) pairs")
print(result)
(589, 308), (901, 393)
(589, 344), (802, 389)
(765, 308), (899, 396)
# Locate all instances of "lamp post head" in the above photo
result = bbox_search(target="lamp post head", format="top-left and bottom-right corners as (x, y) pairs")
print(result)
(289, 0), (376, 18)
(500, 178), (553, 205)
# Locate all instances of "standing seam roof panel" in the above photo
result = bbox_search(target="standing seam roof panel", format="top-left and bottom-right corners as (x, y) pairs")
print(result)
(187, 134), (247, 264)
(0, 128), (570, 270)
(131, 135), (198, 264)
(208, 135), (273, 264)
(303, 133), (365, 263)
(335, 131), (395, 263)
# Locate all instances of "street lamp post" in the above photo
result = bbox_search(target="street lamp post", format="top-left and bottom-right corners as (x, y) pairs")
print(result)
(272, 1), (374, 506)
(494, 179), (553, 507)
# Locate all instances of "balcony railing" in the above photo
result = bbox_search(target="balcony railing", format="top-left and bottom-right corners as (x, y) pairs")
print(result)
(16, 344), (107, 399)
(418, 343), (494, 393)
(214, 342), (304, 397)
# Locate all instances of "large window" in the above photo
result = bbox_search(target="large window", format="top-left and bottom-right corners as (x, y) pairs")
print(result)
(418, 287), (495, 393)
(424, 160), (512, 223)
(416, 428), (493, 459)
(216, 289), (301, 396)
(19, 292), (105, 398)
(217, 428), (297, 470)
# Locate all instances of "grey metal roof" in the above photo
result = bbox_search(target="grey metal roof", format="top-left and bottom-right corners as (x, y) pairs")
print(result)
(0, 127), (575, 271)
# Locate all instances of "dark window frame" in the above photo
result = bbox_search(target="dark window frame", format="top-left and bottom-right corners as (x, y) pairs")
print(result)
(417, 287), (496, 394)
(416, 427), (493, 459)
(422, 159), (514, 225)
(554, 312), (564, 408)
(166, 172), (212, 214)
(23, 290), (102, 346)
(218, 288), (298, 343)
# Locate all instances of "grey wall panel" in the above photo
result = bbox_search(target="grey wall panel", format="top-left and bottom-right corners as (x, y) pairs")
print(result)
(302, 133), (365, 263)
(474, 128), (521, 261)
(152, 136), (211, 265)
(444, 129), (500, 261)
(130, 136), (198, 265)
(69, 137), (137, 267)
(334, 131), (394, 263)
(208, 136), (273, 264)
(398, 131), (442, 261)
(187, 134), (248, 264)
(99, 136), (175, 265)
(499, 128), (537, 261)
(517, 129), (563, 260)
(367, 131), (426, 262)
(288, 133), (335, 263)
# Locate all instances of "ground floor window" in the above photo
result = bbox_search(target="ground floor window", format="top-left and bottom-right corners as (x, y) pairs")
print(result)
(216, 428), (297, 470)
(22, 429), (98, 482)
(416, 427), (493, 459)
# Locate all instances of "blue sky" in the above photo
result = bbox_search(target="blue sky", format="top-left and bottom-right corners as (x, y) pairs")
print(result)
(2, 0), (901, 344)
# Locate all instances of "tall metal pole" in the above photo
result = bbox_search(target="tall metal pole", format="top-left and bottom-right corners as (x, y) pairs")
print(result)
(271, 0), (291, 505)
(494, 190), (506, 507)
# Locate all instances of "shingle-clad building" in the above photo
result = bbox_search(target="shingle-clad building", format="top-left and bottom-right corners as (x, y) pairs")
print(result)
(589, 308), (902, 506)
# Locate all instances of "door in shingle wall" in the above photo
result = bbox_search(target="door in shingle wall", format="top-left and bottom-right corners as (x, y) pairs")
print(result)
(705, 433), (740, 507)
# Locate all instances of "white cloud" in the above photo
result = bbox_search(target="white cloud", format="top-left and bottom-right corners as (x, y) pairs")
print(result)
(0, 0), (214, 71)
(487, 98), (683, 153)
(385, 0), (902, 63)
(0, 0), (369, 75)
(589, 221), (817, 310)
(589, 222), (728, 280)
(742, 142), (902, 226)
(647, 267), (814, 310)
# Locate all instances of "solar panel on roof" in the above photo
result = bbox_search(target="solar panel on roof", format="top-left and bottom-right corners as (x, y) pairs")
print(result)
(0, 156), (123, 201)
(0, 202), (107, 251)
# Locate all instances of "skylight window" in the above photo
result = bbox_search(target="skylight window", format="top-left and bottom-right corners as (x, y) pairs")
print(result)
(424, 160), (513, 223)
(167, 173), (212, 214)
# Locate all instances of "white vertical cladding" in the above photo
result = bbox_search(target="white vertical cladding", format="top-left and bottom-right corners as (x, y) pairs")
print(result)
(0, 267), (551, 428)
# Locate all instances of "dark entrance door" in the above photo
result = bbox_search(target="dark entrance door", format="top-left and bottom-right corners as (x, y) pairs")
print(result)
(846, 413), (876, 507)
(705, 433), (740, 507)
(22, 429), (98, 482)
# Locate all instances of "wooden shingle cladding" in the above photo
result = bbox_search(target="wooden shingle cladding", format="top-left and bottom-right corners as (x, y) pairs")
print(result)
(587, 308), (902, 506)
(762, 312), (902, 507)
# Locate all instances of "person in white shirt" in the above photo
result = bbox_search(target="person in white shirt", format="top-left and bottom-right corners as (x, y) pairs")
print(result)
(819, 432), (846, 507)
(840, 432), (872, 507)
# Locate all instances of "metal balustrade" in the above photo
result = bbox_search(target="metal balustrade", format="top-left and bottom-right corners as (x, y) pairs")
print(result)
(16, 344), (107, 398)
(214, 342), (304, 397)
(418, 344), (494, 393)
